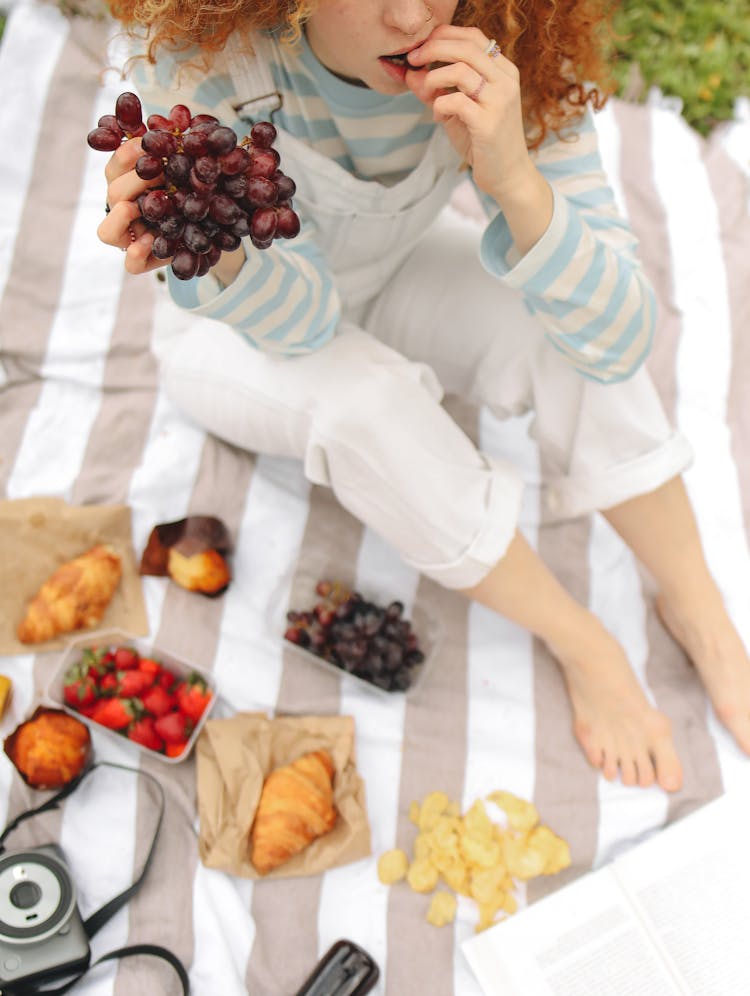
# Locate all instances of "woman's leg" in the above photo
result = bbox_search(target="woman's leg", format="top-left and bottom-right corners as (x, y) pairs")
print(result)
(603, 477), (750, 754)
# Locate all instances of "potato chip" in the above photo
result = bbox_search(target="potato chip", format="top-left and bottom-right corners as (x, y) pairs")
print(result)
(426, 891), (457, 927)
(527, 825), (572, 875)
(487, 790), (539, 832)
(376, 787), (570, 932)
(418, 790), (451, 832)
(377, 848), (409, 885)
(407, 858), (440, 893)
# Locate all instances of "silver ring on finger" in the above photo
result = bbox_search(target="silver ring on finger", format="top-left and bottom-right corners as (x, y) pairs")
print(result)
(470, 75), (486, 102)
(483, 38), (502, 59)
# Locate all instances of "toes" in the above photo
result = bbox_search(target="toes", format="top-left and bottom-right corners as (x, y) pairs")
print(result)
(652, 737), (683, 793)
(718, 710), (750, 755)
(619, 756), (639, 787)
(601, 750), (619, 782)
(635, 751), (656, 788)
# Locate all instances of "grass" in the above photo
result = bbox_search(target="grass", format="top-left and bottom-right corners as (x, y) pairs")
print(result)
(610, 0), (750, 135)
(0, 2), (747, 136)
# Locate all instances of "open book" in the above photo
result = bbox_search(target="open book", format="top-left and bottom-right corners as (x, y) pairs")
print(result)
(462, 792), (750, 995)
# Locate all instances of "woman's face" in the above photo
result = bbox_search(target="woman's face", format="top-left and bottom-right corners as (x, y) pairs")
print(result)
(305, 0), (459, 93)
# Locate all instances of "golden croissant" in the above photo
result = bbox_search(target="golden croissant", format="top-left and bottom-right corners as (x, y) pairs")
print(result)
(250, 749), (338, 875)
(17, 543), (122, 644)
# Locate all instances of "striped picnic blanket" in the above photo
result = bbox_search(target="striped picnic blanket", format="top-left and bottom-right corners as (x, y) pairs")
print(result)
(1, 2), (750, 993)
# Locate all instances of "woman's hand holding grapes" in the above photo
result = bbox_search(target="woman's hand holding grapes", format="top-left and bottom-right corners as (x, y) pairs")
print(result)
(406, 25), (554, 255)
(98, 138), (163, 274)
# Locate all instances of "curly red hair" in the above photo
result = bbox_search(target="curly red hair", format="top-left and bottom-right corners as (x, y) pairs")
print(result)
(106, 0), (616, 148)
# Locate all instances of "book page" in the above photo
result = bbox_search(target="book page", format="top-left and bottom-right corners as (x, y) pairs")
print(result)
(613, 792), (750, 995)
(462, 867), (682, 996)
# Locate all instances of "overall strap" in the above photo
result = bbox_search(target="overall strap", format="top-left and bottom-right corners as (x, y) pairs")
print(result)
(224, 31), (282, 121)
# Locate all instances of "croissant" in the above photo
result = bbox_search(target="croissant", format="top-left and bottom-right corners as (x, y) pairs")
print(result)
(17, 543), (122, 644)
(249, 749), (338, 875)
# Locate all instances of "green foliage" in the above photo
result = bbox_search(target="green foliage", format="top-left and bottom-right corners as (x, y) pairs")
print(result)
(610, 0), (750, 135)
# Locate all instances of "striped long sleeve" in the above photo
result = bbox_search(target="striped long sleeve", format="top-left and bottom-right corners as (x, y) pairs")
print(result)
(475, 110), (656, 383)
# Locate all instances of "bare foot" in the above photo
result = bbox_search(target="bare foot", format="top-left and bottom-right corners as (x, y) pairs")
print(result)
(550, 620), (683, 792)
(657, 593), (750, 754)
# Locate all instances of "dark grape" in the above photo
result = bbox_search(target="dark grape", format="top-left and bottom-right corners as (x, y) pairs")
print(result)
(244, 176), (277, 208)
(88, 94), (300, 279)
(219, 147), (250, 176)
(183, 192), (210, 222)
(152, 234), (178, 259)
(87, 127), (121, 152)
(276, 205), (301, 239)
(207, 126), (237, 156)
(194, 155), (221, 184)
(147, 113), (173, 132)
(115, 92), (143, 132)
(246, 147), (280, 179)
(141, 129), (177, 157)
(250, 206), (277, 242)
(191, 113), (220, 128)
(274, 172), (296, 202)
(135, 154), (164, 180)
(165, 152), (192, 186)
(171, 247), (200, 280)
(213, 230), (241, 252)
(182, 222), (212, 254)
(208, 193), (241, 226)
(250, 121), (277, 148)
(97, 115), (123, 137)
(169, 104), (192, 132)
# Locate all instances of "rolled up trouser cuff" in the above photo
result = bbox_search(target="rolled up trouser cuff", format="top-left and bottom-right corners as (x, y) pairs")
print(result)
(406, 455), (524, 589)
(541, 430), (694, 520)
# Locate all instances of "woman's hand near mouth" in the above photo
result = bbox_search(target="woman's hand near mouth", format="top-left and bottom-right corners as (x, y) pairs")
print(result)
(405, 23), (553, 253)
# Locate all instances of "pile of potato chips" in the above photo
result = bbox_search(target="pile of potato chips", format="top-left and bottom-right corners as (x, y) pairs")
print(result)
(377, 789), (571, 931)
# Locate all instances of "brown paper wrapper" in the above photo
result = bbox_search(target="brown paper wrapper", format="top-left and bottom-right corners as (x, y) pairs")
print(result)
(196, 712), (371, 879)
(0, 497), (148, 656)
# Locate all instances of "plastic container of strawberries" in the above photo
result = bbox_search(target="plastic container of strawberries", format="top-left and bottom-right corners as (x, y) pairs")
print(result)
(279, 576), (443, 700)
(46, 628), (217, 764)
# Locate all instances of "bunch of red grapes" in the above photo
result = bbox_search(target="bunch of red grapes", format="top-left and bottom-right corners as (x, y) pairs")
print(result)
(87, 92), (300, 280)
(284, 580), (427, 692)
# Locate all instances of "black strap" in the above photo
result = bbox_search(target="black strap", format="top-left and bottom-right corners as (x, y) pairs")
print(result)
(0, 762), (165, 940)
(0, 763), (190, 994)
(2, 943), (190, 995)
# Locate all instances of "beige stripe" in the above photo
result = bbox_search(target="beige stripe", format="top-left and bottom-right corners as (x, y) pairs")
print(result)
(528, 515), (599, 903)
(71, 275), (159, 505)
(385, 395), (473, 995)
(611, 100), (681, 418)
(246, 483), (360, 994)
(0, 16), (109, 384)
(114, 437), (255, 994)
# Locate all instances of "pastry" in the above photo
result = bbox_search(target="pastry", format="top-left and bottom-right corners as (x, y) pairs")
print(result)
(249, 749), (337, 874)
(17, 543), (122, 644)
(4, 707), (91, 789)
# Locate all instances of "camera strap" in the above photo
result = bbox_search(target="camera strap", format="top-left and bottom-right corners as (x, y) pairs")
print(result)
(0, 762), (189, 995)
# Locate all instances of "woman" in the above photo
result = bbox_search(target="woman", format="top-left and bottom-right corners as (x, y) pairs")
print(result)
(98, 0), (750, 792)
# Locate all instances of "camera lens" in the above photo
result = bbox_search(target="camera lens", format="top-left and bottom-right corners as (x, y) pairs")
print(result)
(9, 880), (42, 910)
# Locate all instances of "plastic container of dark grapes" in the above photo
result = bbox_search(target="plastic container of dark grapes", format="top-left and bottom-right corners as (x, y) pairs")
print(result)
(279, 579), (442, 699)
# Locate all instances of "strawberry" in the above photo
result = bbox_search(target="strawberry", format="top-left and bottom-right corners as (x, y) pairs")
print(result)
(114, 646), (139, 670)
(165, 740), (189, 758)
(174, 673), (212, 722)
(117, 669), (154, 698)
(63, 664), (98, 710)
(158, 669), (177, 691)
(128, 716), (164, 752)
(90, 697), (138, 730)
(137, 656), (162, 679)
(140, 683), (174, 718)
(80, 647), (109, 680)
(154, 710), (194, 745)
(98, 672), (119, 696)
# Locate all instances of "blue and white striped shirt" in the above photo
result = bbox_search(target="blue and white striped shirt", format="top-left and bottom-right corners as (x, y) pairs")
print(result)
(134, 30), (655, 381)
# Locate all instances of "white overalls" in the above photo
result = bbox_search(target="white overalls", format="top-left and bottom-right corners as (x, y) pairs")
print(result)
(152, 38), (693, 590)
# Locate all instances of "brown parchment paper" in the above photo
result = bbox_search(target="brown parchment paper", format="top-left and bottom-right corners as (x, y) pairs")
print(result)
(196, 712), (371, 879)
(0, 497), (148, 656)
